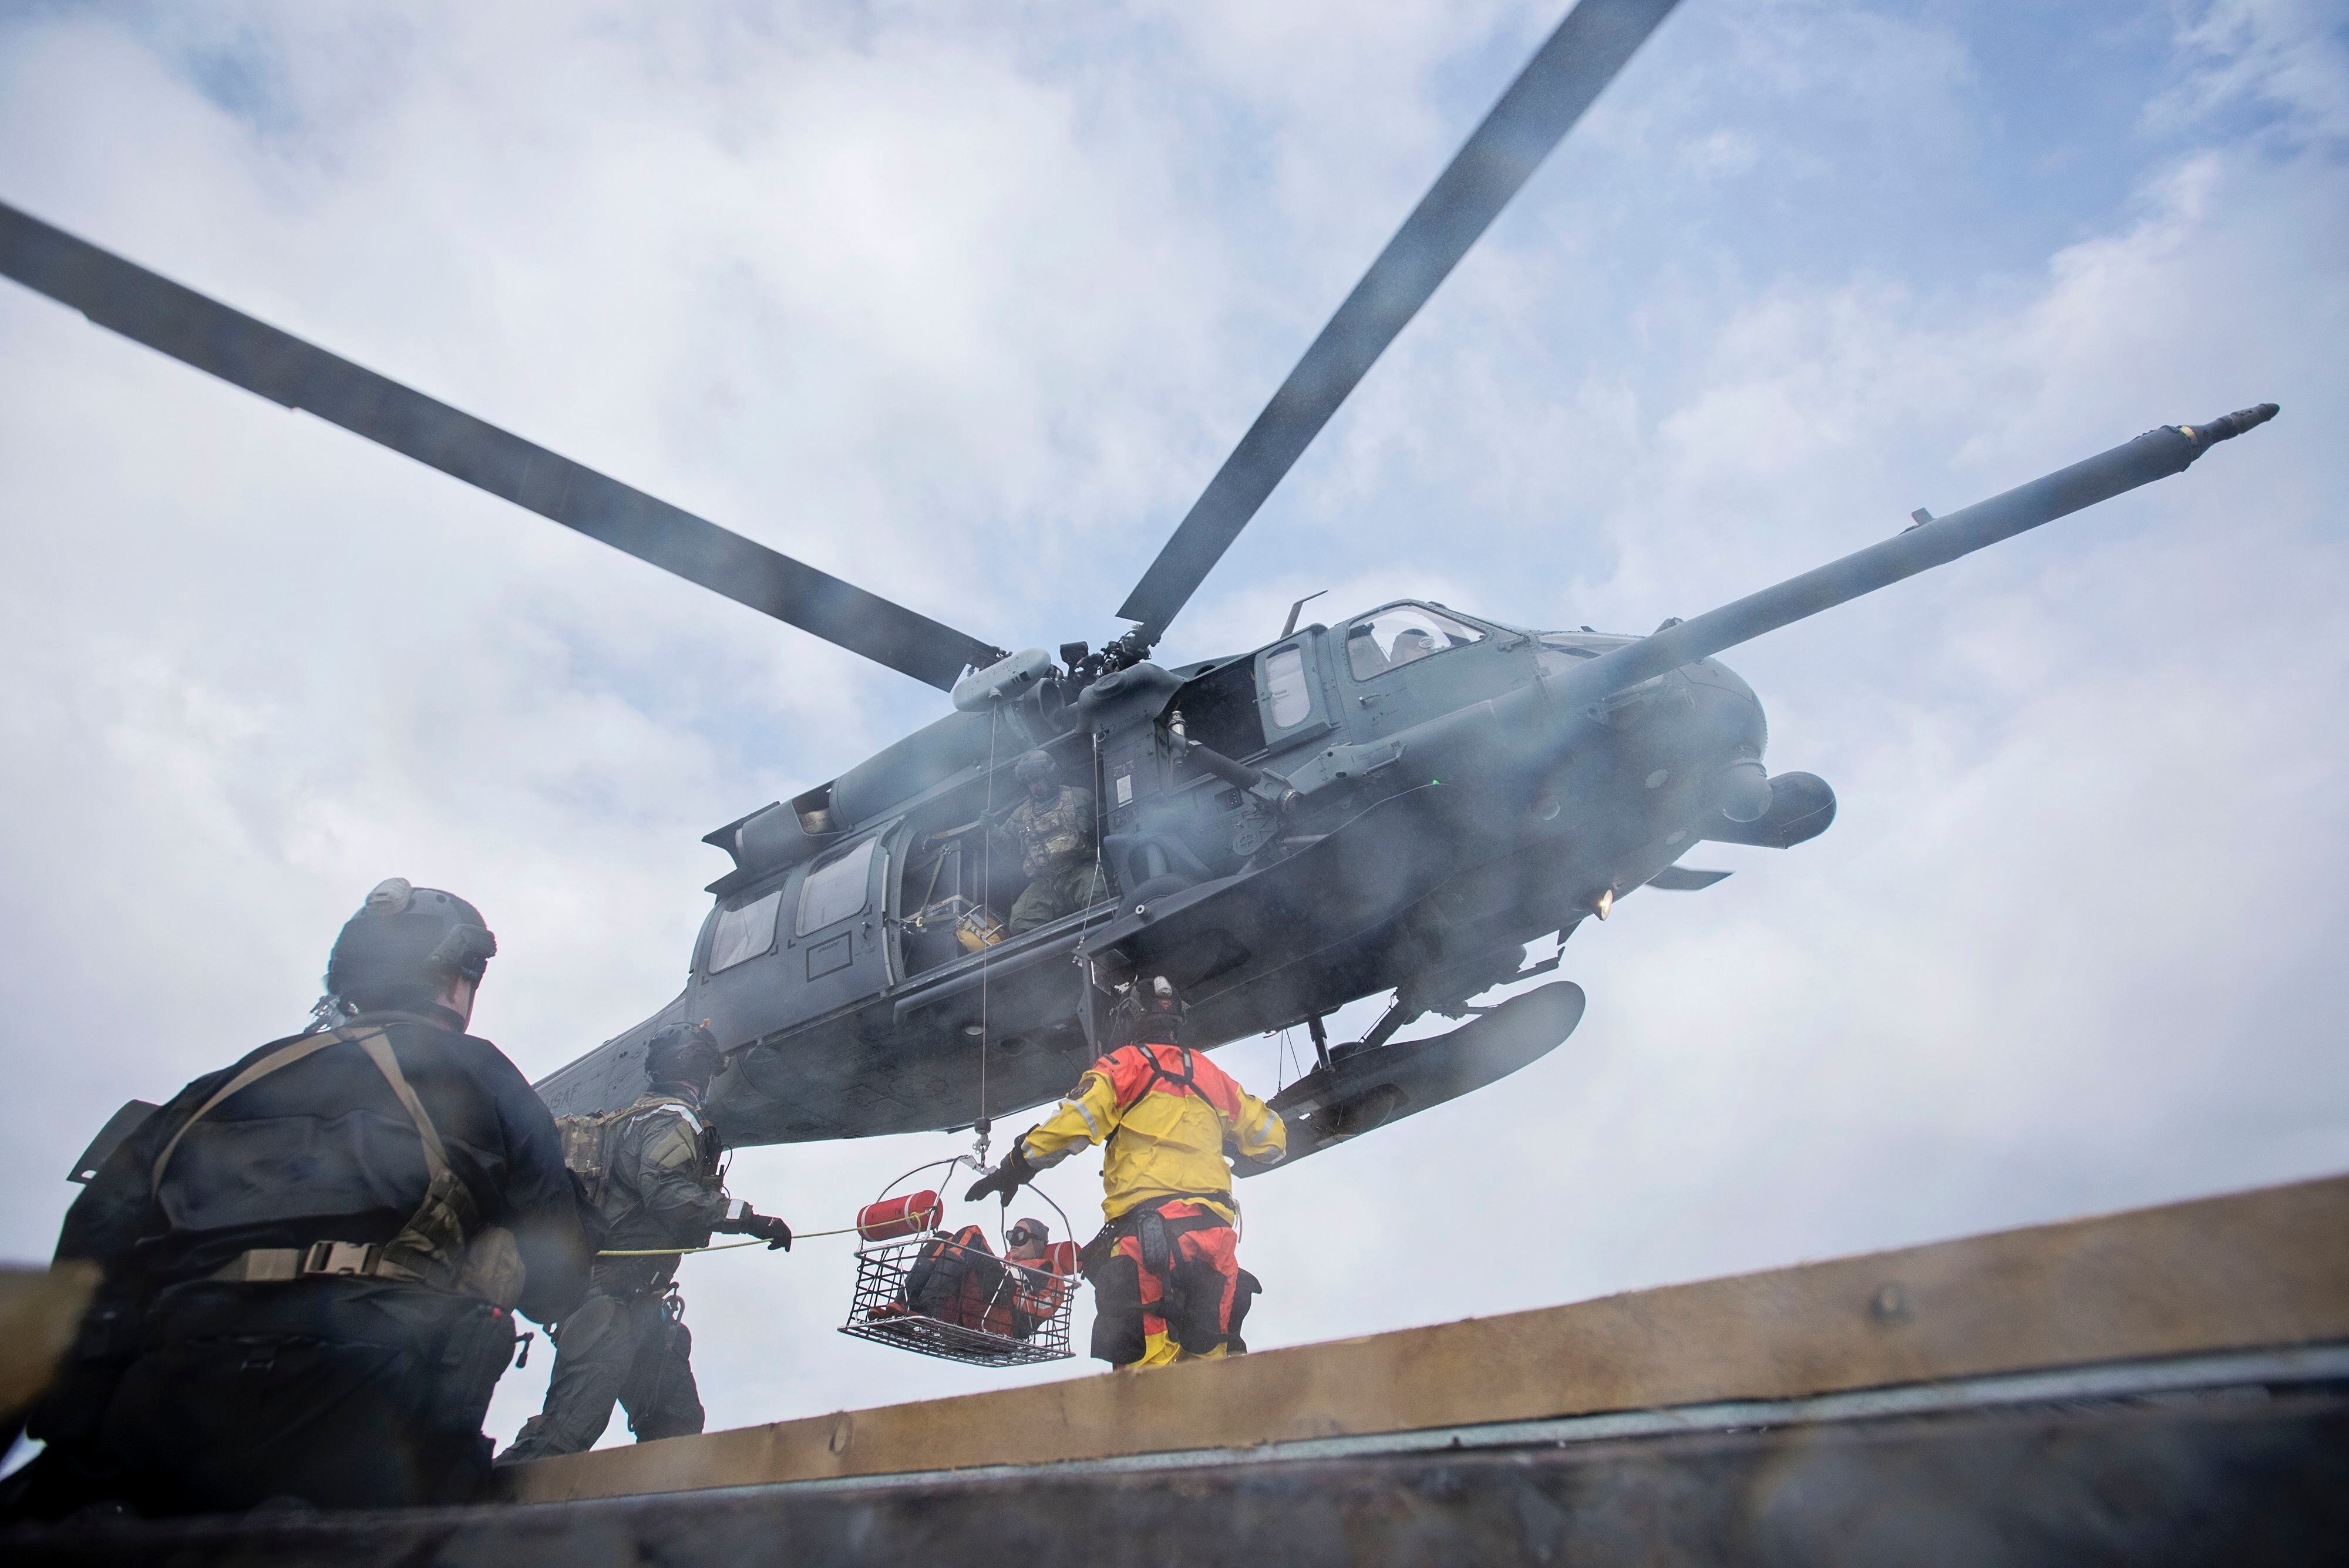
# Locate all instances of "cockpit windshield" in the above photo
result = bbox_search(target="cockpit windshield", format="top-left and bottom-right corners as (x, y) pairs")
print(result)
(1344, 605), (1485, 679)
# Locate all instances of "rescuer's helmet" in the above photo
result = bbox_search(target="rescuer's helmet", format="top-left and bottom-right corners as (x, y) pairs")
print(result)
(1013, 749), (1058, 787)
(647, 1021), (725, 1088)
(324, 878), (497, 1012)
(1118, 974), (1187, 1044)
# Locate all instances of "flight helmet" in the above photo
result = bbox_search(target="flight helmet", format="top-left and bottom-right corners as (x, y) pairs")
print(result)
(1118, 974), (1187, 1044)
(324, 877), (497, 1012)
(647, 1020), (725, 1088)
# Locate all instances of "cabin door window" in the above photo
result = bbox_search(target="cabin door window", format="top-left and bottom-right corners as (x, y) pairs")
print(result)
(708, 889), (782, 974)
(1264, 644), (1313, 729)
(798, 836), (880, 936)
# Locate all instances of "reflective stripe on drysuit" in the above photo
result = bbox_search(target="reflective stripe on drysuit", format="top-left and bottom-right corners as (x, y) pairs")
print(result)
(1018, 1040), (1285, 1223)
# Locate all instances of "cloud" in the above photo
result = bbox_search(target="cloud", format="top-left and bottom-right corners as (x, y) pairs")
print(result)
(3, 0), (2344, 1452)
(2156, 0), (2349, 142)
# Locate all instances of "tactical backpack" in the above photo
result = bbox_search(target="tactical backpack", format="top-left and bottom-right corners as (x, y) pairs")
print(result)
(156, 1018), (528, 1308)
(555, 1093), (696, 1226)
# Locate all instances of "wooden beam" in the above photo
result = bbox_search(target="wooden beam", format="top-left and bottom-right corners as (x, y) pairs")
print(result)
(502, 1172), (2349, 1502)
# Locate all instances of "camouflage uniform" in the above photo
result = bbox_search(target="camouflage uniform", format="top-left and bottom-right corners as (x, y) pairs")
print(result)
(499, 1094), (725, 1461)
(1003, 783), (1108, 933)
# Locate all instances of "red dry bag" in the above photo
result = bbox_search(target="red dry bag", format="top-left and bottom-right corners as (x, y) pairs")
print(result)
(858, 1190), (943, 1242)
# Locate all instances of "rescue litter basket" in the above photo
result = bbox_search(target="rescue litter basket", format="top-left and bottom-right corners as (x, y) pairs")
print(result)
(839, 1226), (1078, 1367)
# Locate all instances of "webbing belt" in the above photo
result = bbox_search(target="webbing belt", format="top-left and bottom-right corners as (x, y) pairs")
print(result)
(1109, 1193), (1236, 1237)
(210, 1239), (425, 1286)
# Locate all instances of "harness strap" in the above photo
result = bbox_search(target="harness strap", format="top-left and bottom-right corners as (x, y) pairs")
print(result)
(158, 1020), (488, 1296)
(1081, 1196), (1233, 1282)
(1140, 1043), (1197, 1100)
(1106, 1042), (1204, 1137)
(156, 1024), (455, 1185)
(355, 1028), (487, 1294)
(1104, 1045), (1243, 1168)
(152, 1031), (348, 1188)
(1128, 1043), (1245, 1125)
(354, 1030), (453, 1183)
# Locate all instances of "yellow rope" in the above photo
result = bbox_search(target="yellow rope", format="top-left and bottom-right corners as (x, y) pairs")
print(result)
(595, 1239), (768, 1256)
(595, 1221), (869, 1257)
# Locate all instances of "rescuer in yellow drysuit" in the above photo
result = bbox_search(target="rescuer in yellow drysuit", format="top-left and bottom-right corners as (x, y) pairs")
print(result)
(968, 976), (1284, 1366)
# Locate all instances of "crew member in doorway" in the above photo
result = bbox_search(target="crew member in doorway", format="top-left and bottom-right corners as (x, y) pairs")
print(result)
(2, 879), (590, 1520)
(994, 749), (1108, 934)
(967, 976), (1284, 1367)
(498, 1022), (790, 1464)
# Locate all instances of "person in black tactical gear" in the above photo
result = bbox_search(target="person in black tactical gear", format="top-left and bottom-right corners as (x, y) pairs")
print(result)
(496, 1021), (790, 1465)
(1, 879), (591, 1522)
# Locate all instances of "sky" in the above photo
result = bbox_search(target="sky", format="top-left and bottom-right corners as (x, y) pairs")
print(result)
(2, 0), (2344, 1456)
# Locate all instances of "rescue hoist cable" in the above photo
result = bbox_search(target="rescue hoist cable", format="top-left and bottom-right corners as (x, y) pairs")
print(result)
(1071, 726), (1112, 1058)
(975, 705), (998, 1172)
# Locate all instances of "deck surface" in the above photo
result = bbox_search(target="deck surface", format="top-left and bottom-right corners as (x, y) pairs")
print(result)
(502, 1171), (2349, 1502)
(6, 1172), (2347, 1564)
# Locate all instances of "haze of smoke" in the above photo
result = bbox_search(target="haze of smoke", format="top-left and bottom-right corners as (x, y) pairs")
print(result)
(0, 1), (2340, 1449)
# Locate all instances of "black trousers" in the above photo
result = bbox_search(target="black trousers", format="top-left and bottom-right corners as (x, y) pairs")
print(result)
(499, 1287), (702, 1462)
(7, 1277), (513, 1519)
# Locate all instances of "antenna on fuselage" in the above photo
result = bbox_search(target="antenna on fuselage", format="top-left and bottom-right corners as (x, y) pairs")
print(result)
(1281, 590), (1328, 639)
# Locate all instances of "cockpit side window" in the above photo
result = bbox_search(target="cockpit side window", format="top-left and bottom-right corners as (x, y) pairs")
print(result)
(1344, 605), (1485, 679)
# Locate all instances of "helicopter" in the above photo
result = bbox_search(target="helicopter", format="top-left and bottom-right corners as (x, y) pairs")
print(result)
(2, 0), (2275, 1172)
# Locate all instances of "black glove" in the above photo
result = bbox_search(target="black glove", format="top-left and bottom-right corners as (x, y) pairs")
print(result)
(714, 1204), (793, 1251)
(964, 1142), (1036, 1206)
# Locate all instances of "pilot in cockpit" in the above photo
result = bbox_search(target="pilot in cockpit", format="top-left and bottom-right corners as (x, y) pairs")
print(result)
(1385, 626), (1439, 668)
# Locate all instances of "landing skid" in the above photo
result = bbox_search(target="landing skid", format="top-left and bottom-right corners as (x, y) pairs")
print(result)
(1234, 981), (1586, 1174)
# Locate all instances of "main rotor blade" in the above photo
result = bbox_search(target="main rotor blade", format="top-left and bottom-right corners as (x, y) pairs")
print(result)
(1547, 405), (2280, 714)
(1116, 0), (1682, 644)
(0, 201), (1003, 692)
